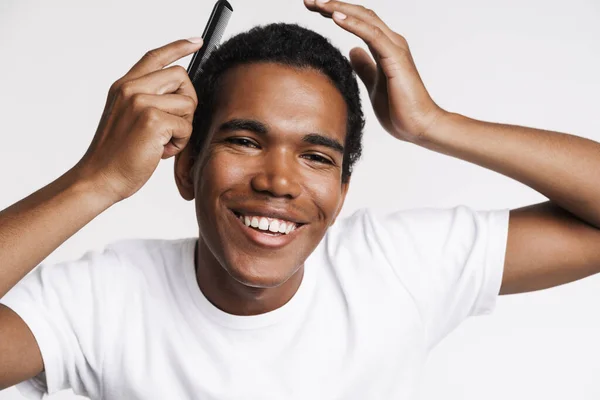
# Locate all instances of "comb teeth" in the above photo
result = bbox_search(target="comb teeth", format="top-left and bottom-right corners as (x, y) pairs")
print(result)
(189, 9), (232, 83)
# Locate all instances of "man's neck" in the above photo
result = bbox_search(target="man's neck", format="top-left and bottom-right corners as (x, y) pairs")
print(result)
(194, 239), (304, 316)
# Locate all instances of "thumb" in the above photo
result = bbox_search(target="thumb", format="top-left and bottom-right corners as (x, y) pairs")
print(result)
(349, 47), (377, 93)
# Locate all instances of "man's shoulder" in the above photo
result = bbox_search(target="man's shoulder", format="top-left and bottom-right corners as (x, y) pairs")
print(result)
(101, 237), (195, 272)
(325, 205), (505, 257)
(334, 205), (501, 232)
(328, 206), (451, 239)
(105, 237), (194, 258)
(44, 237), (196, 285)
(43, 237), (197, 297)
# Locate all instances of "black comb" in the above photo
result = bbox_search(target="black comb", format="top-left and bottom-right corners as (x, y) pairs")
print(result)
(187, 0), (233, 92)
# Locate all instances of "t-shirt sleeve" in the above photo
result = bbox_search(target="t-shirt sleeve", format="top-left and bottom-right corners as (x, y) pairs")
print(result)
(363, 205), (510, 350)
(0, 247), (121, 399)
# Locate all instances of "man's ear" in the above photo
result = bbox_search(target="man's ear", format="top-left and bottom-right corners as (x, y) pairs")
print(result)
(331, 178), (351, 226)
(174, 145), (196, 201)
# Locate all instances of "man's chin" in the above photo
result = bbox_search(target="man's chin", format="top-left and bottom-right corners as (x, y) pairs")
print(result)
(223, 257), (301, 290)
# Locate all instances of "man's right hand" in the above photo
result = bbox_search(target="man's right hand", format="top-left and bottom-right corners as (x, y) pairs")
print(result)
(0, 38), (205, 390)
(76, 38), (203, 204)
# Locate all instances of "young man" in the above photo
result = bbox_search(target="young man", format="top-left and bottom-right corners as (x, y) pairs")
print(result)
(1, 1), (599, 398)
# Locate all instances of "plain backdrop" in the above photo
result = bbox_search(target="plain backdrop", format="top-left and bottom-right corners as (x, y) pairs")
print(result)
(1, 0), (599, 398)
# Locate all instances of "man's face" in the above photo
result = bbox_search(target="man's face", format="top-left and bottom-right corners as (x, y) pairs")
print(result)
(190, 62), (349, 288)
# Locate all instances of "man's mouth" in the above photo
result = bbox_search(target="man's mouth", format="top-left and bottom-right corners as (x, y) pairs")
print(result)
(228, 206), (309, 248)
(232, 210), (301, 236)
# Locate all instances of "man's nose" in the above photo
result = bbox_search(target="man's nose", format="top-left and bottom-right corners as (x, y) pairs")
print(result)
(250, 149), (302, 198)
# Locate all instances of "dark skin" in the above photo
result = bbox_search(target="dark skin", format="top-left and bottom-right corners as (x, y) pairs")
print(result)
(174, 63), (350, 315)
(179, 0), (600, 315)
(2, 0), (600, 390)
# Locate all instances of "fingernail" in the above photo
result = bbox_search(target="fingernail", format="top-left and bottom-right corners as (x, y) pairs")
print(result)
(317, 0), (330, 3)
(333, 11), (347, 20)
(186, 37), (203, 44)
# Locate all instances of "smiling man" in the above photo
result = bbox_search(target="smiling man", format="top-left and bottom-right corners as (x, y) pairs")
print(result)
(180, 32), (361, 317)
(2, 1), (600, 399)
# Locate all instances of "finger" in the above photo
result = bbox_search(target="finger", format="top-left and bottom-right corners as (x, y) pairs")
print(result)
(163, 113), (193, 159)
(117, 65), (198, 106)
(328, 9), (399, 60)
(309, 0), (407, 48)
(303, 0), (319, 11)
(130, 93), (197, 124)
(122, 38), (203, 82)
(349, 47), (377, 92)
(303, 0), (330, 18)
(135, 108), (193, 159)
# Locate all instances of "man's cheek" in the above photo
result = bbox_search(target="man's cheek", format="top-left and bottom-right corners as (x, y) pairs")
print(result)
(195, 150), (225, 194)
(309, 182), (342, 217)
(212, 153), (255, 183)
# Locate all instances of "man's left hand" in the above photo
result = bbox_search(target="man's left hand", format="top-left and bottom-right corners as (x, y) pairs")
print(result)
(304, 0), (445, 143)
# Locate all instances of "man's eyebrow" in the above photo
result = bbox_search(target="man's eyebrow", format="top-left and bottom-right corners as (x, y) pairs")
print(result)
(217, 118), (345, 154)
(217, 118), (268, 135)
(302, 133), (344, 155)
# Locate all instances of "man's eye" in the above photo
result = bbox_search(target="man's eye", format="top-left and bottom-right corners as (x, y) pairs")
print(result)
(302, 153), (333, 165)
(226, 137), (258, 148)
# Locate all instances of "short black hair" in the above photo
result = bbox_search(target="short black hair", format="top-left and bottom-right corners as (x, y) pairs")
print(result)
(189, 23), (365, 183)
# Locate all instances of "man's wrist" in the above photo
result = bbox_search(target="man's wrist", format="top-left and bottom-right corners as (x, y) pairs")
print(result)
(64, 166), (121, 211)
(415, 111), (466, 150)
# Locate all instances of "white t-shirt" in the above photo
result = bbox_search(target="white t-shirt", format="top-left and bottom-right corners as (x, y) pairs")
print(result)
(1, 205), (509, 399)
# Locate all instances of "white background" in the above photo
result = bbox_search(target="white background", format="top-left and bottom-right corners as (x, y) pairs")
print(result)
(1, 0), (599, 398)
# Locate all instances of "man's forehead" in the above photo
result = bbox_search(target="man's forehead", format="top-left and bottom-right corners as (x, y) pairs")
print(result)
(218, 63), (344, 105)
(214, 62), (348, 132)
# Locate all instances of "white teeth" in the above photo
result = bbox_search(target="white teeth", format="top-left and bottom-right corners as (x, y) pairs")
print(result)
(278, 222), (287, 233)
(269, 220), (280, 233)
(237, 212), (299, 235)
(258, 217), (269, 230)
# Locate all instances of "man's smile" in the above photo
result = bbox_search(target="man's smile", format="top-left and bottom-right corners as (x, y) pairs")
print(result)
(229, 208), (306, 249)
(236, 212), (298, 234)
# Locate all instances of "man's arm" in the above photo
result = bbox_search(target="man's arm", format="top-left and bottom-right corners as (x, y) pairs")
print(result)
(0, 156), (119, 391)
(0, 171), (113, 301)
(304, 0), (600, 294)
(0, 38), (201, 390)
(419, 114), (600, 294)
(0, 305), (46, 389)
(504, 201), (600, 294)
(0, 165), (115, 390)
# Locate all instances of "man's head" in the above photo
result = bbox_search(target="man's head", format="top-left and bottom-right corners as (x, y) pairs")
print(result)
(175, 23), (364, 289)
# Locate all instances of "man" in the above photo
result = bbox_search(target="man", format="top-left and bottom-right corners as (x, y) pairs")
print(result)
(1, 0), (599, 398)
